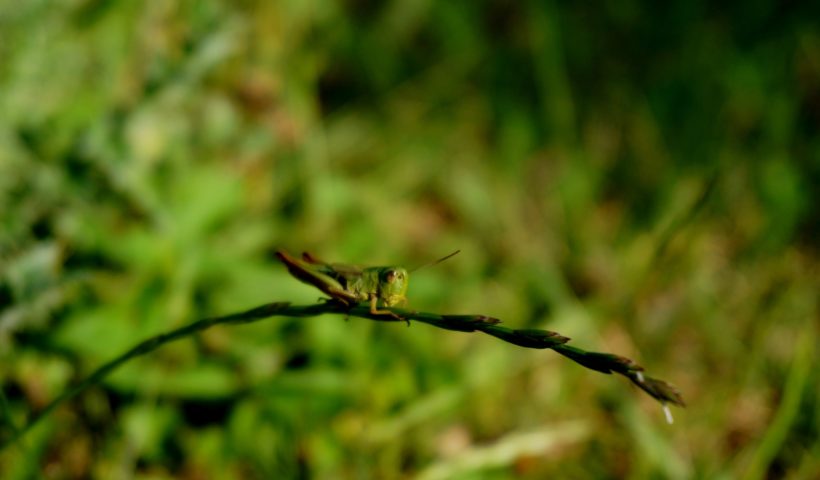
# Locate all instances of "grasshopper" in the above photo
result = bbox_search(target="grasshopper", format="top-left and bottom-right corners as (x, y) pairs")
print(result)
(275, 250), (459, 321)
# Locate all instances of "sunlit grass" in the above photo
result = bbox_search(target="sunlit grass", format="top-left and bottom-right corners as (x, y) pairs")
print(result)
(1, 1), (818, 478)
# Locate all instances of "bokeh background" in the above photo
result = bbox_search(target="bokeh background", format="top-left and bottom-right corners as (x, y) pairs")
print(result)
(2, 1), (819, 478)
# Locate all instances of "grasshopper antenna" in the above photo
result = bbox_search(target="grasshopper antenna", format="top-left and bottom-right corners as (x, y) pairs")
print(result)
(409, 250), (461, 273)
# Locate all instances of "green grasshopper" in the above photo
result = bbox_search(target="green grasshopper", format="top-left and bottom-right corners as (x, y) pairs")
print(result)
(275, 250), (459, 320)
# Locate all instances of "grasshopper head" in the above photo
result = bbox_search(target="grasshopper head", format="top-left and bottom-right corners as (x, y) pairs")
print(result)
(379, 267), (408, 307)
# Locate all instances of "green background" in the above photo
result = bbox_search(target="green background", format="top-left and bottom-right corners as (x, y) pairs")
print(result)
(1, 1), (818, 478)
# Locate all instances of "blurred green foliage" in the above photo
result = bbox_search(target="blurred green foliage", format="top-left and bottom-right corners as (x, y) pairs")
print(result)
(1, 1), (818, 478)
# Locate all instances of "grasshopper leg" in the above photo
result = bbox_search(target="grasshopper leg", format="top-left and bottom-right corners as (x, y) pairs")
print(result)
(369, 295), (407, 325)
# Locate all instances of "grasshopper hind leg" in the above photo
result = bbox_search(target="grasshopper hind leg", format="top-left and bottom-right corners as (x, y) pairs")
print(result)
(301, 252), (326, 265)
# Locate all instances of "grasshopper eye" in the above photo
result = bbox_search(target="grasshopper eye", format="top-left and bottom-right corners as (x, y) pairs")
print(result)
(384, 270), (397, 283)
